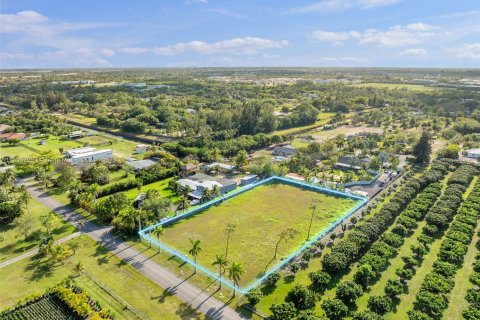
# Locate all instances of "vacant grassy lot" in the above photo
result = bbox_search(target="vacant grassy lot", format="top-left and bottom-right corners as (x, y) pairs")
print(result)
(0, 198), (76, 262)
(0, 236), (203, 320)
(160, 182), (358, 288)
(123, 177), (179, 201)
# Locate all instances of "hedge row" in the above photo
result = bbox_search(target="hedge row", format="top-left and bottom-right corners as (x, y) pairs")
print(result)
(409, 178), (480, 319)
(321, 162), (449, 275)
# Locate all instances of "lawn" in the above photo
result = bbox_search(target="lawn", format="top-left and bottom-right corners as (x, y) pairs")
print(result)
(0, 198), (77, 263)
(123, 177), (179, 201)
(156, 181), (359, 288)
(0, 236), (203, 320)
(272, 112), (336, 136)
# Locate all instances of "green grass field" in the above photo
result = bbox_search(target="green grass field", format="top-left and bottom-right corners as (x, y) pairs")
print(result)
(0, 236), (203, 320)
(123, 177), (179, 201)
(0, 198), (77, 262)
(158, 182), (358, 288)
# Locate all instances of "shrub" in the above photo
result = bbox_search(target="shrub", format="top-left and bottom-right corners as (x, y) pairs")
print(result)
(285, 285), (316, 310)
(352, 310), (383, 320)
(367, 295), (392, 315)
(245, 288), (263, 306)
(335, 281), (363, 304)
(322, 298), (348, 320)
(308, 271), (331, 291)
(384, 279), (403, 297)
(354, 264), (375, 288)
(270, 302), (297, 320)
(266, 272), (281, 287)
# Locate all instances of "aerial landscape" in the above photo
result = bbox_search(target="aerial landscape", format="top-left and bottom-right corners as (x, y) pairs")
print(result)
(1, 1), (480, 320)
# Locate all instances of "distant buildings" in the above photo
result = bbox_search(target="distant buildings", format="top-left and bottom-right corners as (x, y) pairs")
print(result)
(0, 132), (26, 141)
(465, 148), (480, 159)
(272, 144), (297, 157)
(68, 130), (85, 139)
(126, 159), (157, 171)
(65, 147), (113, 164)
(240, 175), (257, 186)
(205, 162), (236, 173)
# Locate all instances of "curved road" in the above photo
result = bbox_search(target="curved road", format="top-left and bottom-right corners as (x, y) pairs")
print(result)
(22, 180), (243, 320)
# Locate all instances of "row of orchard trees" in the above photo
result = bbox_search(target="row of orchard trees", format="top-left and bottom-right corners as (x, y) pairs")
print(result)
(409, 172), (480, 319)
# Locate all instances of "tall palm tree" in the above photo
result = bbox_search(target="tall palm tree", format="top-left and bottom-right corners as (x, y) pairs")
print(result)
(176, 196), (190, 212)
(40, 211), (59, 237)
(224, 224), (236, 258)
(86, 183), (99, 205)
(1, 169), (16, 193)
(228, 261), (245, 297)
(135, 209), (147, 233)
(307, 200), (319, 240)
(211, 185), (221, 198)
(17, 185), (31, 214)
(201, 188), (213, 203)
(212, 254), (228, 290)
(153, 226), (164, 251)
(188, 238), (202, 274)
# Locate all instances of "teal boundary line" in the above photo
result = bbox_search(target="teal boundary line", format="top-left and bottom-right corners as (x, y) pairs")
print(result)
(139, 175), (367, 294)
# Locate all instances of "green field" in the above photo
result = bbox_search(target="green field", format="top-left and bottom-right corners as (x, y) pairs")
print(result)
(159, 182), (358, 288)
(123, 177), (179, 201)
(0, 198), (76, 263)
(0, 236), (203, 320)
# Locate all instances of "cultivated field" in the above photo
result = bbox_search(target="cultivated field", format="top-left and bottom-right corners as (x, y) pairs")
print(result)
(160, 182), (359, 288)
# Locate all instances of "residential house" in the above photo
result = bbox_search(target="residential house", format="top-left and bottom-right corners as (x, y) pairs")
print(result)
(465, 148), (480, 159)
(65, 147), (113, 164)
(68, 130), (84, 139)
(135, 144), (149, 154)
(240, 175), (257, 186)
(178, 173), (237, 199)
(335, 156), (362, 170)
(126, 159), (157, 171)
(272, 144), (297, 157)
(0, 132), (26, 141)
(205, 162), (236, 173)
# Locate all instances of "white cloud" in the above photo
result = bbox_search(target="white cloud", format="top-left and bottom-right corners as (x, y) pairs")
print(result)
(0, 52), (34, 60)
(288, 0), (402, 14)
(398, 48), (428, 57)
(311, 23), (439, 47)
(119, 47), (150, 54)
(1, 10), (114, 66)
(153, 37), (288, 55)
(449, 43), (480, 60)
(208, 8), (246, 19)
(311, 30), (360, 42)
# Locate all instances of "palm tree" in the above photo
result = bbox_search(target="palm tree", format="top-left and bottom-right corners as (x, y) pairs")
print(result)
(40, 211), (59, 237)
(188, 238), (202, 274)
(212, 254), (228, 290)
(135, 209), (147, 233)
(85, 183), (99, 205)
(211, 185), (221, 198)
(273, 228), (298, 260)
(17, 185), (31, 214)
(1, 169), (16, 193)
(152, 226), (164, 251)
(114, 208), (137, 232)
(176, 196), (190, 212)
(74, 261), (85, 276)
(201, 188), (213, 203)
(227, 261), (245, 297)
(224, 224), (236, 258)
(307, 200), (319, 240)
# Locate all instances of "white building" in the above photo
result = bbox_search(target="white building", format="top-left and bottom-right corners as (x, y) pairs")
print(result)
(65, 147), (113, 164)
(465, 148), (480, 159)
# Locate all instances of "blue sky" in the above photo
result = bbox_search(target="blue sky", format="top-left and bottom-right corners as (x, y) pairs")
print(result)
(1, 0), (479, 68)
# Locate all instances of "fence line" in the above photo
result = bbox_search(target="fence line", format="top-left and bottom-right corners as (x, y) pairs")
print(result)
(140, 176), (367, 293)
(82, 271), (149, 320)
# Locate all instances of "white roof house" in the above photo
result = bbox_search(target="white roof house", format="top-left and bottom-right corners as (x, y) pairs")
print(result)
(205, 162), (236, 172)
(65, 147), (96, 158)
(465, 148), (480, 159)
(65, 147), (113, 164)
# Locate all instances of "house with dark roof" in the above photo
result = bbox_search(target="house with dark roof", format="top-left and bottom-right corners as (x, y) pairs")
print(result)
(272, 144), (297, 157)
(335, 156), (362, 170)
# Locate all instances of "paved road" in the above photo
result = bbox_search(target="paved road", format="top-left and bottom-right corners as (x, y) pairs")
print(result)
(0, 232), (81, 269)
(21, 181), (243, 320)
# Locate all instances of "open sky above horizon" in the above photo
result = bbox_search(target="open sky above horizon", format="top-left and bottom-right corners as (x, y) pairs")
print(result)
(1, 0), (479, 69)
